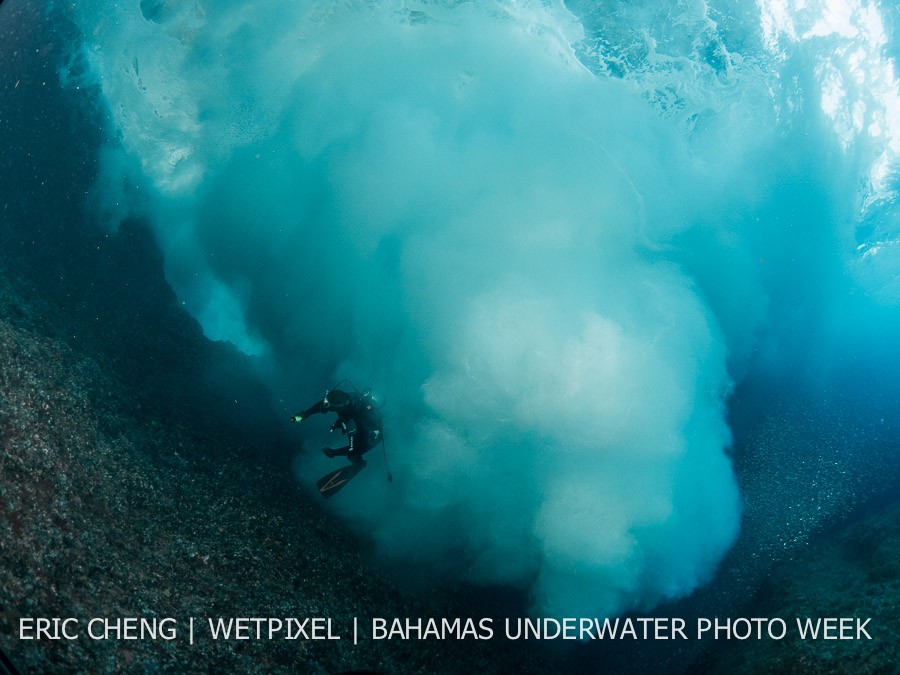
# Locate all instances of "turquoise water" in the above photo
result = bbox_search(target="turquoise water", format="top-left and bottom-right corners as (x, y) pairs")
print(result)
(5, 0), (899, 625)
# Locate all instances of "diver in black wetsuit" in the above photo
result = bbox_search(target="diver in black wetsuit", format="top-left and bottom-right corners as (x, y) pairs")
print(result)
(292, 387), (383, 466)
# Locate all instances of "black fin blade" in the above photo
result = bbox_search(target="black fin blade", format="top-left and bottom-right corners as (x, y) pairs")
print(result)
(316, 463), (365, 498)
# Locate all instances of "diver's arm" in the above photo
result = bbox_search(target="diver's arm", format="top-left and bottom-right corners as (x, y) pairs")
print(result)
(291, 399), (327, 423)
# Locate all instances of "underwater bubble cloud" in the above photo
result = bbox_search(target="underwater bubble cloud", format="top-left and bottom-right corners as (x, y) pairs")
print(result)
(64, 0), (900, 617)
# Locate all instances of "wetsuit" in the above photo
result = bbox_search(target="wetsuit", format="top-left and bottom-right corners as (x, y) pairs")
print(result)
(295, 390), (382, 465)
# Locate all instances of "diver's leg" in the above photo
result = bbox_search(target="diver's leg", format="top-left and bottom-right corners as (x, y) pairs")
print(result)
(347, 436), (371, 466)
(322, 444), (350, 458)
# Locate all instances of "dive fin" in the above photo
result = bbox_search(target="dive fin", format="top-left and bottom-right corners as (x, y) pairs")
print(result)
(316, 463), (365, 498)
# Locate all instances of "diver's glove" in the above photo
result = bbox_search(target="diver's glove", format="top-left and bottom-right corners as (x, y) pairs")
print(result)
(330, 420), (345, 433)
(292, 414), (304, 423)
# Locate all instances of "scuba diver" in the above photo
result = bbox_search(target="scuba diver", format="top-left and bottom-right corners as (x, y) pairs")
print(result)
(292, 385), (384, 468)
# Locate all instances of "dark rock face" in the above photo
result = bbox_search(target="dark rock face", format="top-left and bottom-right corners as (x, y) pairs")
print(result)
(0, 266), (545, 673)
(689, 498), (900, 674)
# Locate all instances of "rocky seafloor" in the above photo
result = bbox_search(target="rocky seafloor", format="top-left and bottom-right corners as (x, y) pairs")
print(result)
(0, 247), (550, 674)
(691, 500), (900, 674)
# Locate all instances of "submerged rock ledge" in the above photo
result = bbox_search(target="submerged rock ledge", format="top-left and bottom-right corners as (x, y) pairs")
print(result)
(0, 265), (541, 673)
(689, 496), (900, 674)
